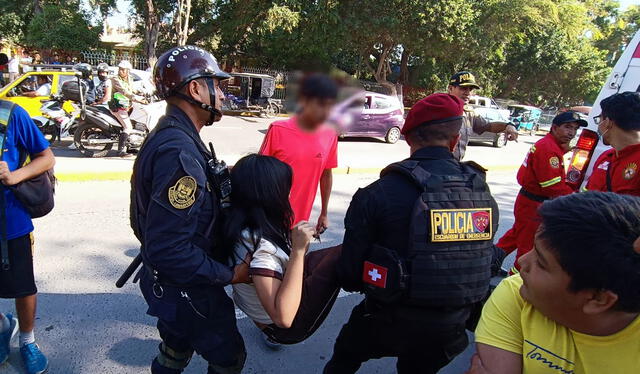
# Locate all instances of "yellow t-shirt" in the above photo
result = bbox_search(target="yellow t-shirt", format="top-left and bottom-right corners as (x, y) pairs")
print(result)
(475, 275), (640, 374)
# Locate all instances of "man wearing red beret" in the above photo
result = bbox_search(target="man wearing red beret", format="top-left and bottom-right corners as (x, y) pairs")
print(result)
(325, 93), (499, 374)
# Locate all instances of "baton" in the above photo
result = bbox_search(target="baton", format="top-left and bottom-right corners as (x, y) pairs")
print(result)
(116, 253), (142, 288)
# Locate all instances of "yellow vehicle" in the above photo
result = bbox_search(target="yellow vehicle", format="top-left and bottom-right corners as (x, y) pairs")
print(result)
(0, 69), (78, 117)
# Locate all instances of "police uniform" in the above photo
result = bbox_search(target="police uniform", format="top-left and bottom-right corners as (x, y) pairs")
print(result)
(496, 113), (584, 271)
(130, 46), (245, 374)
(455, 105), (492, 160)
(448, 72), (500, 161)
(324, 94), (498, 374)
(585, 144), (640, 196)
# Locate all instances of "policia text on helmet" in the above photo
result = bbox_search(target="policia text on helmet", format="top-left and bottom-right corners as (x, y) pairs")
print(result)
(153, 45), (231, 127)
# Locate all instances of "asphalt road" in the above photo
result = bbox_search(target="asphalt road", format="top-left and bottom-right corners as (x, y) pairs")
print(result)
(0, 115), (536, 374)
(51, 115), (540, 177)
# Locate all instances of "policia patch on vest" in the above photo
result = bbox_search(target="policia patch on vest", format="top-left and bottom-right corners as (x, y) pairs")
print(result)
(168, 176), (197, 209)
(430, 208), (493, 242)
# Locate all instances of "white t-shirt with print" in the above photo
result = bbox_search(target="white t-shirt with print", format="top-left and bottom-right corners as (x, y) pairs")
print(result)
(231, 230), (289, 325)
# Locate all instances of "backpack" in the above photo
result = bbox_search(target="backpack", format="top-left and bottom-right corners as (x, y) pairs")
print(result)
(0, 100), (55, 219)
(362, 159), (499, 308)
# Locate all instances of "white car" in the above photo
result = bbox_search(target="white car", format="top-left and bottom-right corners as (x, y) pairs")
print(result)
(566, 30), (640, 190)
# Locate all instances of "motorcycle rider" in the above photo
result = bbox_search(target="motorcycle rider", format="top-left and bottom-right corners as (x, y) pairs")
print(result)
(131, 45), (248, 374)
(94, 63), (112, 106)
(74, 63), (96, 105)
(111, 60), (140, 156)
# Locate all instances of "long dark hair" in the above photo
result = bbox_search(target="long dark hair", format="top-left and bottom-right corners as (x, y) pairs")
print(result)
(222, 154), (294, 262)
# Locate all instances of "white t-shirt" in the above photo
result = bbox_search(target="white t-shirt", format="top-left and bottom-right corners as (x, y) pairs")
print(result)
(231, 230), (289, 325)
(35, 83), (51, 96)
(7, 58), (19, 73)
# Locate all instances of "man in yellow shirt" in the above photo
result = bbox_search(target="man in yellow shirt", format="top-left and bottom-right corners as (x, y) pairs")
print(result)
(468, 192), (640, 374)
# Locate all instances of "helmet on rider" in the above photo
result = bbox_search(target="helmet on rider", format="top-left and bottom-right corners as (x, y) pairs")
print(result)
(118, 60), (133, 70)
(153, 45), (230, 125)
(97, 63), (110, 82)
(74, 63), (93, 80)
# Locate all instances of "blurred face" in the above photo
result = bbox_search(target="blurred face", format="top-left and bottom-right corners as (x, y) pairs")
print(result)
(448, 85), (474, 104)
(551, 122), (580, 146)
(518, 229), (585, 326)
(299, 97), (336, 130)
(118, 67), (129, 79)
(98, 71), (108, 81)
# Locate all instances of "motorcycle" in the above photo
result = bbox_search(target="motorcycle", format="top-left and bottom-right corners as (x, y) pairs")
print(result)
(31, 95), (78, 144)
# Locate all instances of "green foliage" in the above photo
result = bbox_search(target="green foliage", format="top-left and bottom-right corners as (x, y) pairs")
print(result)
(25, 4), (102, 51)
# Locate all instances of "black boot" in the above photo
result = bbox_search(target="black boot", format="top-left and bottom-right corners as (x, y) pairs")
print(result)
(117, 132), (129, 157)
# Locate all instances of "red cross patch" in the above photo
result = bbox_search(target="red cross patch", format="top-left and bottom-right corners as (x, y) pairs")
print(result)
(363, 261), (388, 288)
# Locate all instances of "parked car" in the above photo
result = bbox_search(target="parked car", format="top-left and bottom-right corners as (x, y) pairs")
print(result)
(468, 95), (510, 120)
(468, 106), (510, 148)
(338, 91), (405, 144)
(566, 29), (640, 190)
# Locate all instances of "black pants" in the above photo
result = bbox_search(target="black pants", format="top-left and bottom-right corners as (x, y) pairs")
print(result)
(140, 272), (246, 374)
(324, 301), (469, 374)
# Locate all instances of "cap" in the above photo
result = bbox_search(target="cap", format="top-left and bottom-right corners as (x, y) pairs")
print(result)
(402, 93), (465, 135)
(553, 111), (587, 127)
(449, 71), (480, 89)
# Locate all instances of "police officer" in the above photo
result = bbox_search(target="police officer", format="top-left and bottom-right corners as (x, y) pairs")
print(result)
(131, 46), (248, 374)
(447, 71), (518, 160)
(585, 92), (640, 196)
(324, 93), (499, 374)
(496, 111), (586, 273)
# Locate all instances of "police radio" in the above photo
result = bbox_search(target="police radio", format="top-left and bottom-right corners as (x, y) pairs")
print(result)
(207, 142), (232, 204)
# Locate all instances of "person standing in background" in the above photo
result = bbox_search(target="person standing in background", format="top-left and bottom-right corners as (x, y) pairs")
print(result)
(7, 53), (19, 82)
(0, 100), (55, 374)
(260, 73), (339, 234)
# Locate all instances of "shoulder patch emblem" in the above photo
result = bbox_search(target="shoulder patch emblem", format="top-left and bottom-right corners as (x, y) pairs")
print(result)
(549, 156), (560, 169)
(623, 163), (637, 180)
(168, 176), (197, 209)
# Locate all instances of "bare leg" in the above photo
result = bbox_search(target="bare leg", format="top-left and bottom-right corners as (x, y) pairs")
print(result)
(15, 295), (36, 333)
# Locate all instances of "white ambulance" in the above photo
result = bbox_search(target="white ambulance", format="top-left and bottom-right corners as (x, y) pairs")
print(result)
(566, 30), (640, 190)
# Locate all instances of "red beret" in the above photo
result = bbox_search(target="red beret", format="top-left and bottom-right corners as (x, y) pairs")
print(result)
(402, 93), (465, 135)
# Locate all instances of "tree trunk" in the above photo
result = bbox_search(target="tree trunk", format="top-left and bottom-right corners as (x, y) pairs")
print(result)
(174, 0), (192, 46)
(371, 44), (397, 96)
(399, 48), (409, 86)
(144, 0), (160, 69)
(33, 0), (43, 15)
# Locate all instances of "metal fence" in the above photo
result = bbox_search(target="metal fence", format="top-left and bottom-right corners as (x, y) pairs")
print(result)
(81, 50), (149, 70)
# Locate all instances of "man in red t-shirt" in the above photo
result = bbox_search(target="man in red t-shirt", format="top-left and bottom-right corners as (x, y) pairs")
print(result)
(585, 92), (640, 196)
(260, 74), (338, 233)
(496, 111), (585, 272)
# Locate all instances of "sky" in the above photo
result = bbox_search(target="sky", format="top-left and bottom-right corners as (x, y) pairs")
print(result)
(106, 0), (638, 29)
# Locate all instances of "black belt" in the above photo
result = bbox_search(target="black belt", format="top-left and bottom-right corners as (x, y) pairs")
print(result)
(519, 188), (549, 203)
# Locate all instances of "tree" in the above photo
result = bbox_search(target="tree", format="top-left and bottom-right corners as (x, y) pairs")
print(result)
(173, 0), (191, 46)
(25, 3), (102, 51)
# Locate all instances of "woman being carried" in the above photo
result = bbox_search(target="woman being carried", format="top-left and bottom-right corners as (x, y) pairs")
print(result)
(223, 154), (341, 345)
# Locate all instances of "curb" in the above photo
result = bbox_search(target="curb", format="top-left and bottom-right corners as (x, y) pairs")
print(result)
(55, 164), (520, 182)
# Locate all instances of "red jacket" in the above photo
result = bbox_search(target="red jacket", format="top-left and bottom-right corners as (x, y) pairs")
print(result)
(517, 133), (574, 198)
(585, 143), (640, 196)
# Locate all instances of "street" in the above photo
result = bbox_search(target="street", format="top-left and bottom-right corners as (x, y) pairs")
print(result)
(0, 115), (535, 373)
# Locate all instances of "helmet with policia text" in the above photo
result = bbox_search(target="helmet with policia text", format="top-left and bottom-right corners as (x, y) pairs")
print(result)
(154, 45), (230, 123)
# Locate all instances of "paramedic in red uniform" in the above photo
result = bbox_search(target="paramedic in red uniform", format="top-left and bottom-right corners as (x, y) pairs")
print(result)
(585, 92), (640, 196)
(496, 111), (586, 272)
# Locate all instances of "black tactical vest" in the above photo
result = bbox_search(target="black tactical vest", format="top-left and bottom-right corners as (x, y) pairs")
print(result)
(364, 159), (499, 308)
(129, 119), (222, 255)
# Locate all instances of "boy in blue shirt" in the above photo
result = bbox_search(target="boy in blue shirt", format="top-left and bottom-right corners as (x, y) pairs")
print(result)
(0, 101), (55, 374)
